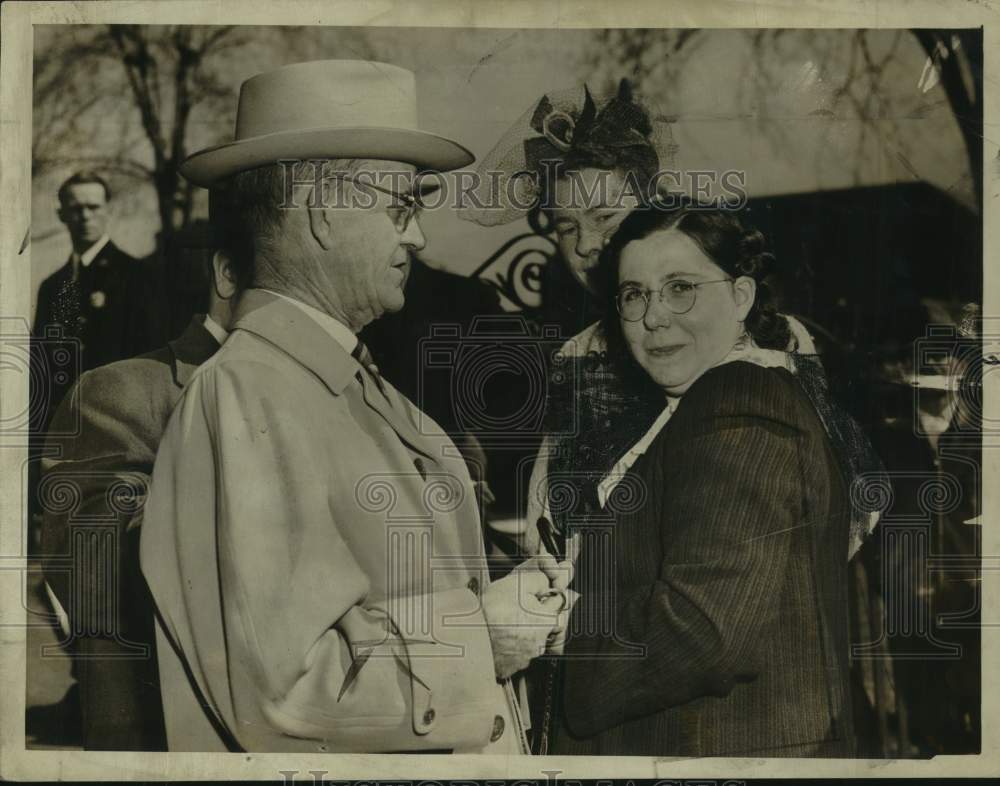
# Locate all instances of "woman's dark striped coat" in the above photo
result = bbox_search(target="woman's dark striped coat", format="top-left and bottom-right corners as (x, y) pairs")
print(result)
(552, 361), (856, 757)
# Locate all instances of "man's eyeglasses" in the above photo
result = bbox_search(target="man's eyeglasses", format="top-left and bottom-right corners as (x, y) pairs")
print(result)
(616, 278), (733, 322)
(323, 174), (423, 233)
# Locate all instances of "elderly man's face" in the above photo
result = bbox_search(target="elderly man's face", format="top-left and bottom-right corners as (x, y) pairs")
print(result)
(320, 160), (425, 328)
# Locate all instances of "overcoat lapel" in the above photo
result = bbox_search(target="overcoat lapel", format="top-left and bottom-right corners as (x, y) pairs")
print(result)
(231, 289), (442, 464)
(355, 368), (446, 464)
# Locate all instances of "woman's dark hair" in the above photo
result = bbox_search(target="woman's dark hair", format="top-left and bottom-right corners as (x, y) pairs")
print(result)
(598, 205), (792, 357)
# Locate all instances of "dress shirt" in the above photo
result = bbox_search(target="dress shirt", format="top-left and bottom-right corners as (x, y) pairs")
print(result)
(201, 313), (229, 346)
(73, 234), (111, 269)
(258, 288), (358, 354)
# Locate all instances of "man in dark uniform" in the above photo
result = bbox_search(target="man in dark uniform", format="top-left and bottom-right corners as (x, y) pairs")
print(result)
(30, 172), (169, 551)
(33, 171), (167, 382)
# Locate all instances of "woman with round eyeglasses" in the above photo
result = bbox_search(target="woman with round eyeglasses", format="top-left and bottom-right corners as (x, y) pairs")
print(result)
(463, 81), (883, 756)
(545, 205), (863, 757)
(615, 274), (742, 390)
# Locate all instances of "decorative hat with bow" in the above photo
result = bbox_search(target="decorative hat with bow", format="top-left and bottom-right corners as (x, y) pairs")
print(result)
(459, 79), (676, 226)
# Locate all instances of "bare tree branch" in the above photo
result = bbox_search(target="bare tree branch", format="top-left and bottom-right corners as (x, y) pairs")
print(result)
(199, 24), (236, 52)
(110, 25), (167, 168)
(34, 155), (153, 179)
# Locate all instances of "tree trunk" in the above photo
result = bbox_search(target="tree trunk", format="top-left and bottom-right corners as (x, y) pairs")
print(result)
(913, 29), (983, 213)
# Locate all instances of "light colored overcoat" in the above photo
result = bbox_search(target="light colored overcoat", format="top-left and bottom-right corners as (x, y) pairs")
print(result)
(141, 289), (526, 753)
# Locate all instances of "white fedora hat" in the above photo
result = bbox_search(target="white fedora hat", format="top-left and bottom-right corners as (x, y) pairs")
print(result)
(180, 60), (474, 187)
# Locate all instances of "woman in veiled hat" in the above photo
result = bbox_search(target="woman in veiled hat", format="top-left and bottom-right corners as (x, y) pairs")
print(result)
(463, 78), (668, 338)
(461, 80), (842, 559)
(463, 80), (693, 553)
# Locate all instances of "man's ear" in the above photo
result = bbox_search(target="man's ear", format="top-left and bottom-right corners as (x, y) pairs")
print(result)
(212, 250), (238, 300)
(733, 275), (757, 321)
(306, 186), (336, 250)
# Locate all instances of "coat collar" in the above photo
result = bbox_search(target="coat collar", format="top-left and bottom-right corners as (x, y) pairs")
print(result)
(230, 289), (443, 463)
(229, 289), (359, 395)
(62, 239), (119, 276)
(75, 234), (111, 268)
(169, 314), (224, 387)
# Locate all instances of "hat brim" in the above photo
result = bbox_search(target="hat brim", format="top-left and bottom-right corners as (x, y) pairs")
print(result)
(180, 127), (475, 187)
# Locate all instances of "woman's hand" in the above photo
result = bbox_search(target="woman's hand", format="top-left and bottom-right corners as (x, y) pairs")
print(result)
(482, 564), (569, 678)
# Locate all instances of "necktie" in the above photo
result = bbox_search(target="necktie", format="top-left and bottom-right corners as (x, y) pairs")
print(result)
(52, 257), (83, 337)
(351, 339), (377, 373)
(352, 339), (387, 396)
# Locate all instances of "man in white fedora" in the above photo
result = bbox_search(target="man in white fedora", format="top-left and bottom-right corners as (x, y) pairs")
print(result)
(139, 59), (572, 753)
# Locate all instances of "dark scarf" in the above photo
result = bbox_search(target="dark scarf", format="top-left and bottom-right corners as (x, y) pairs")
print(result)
(541, 345), (663, 542)
(542, 347), (884, 556)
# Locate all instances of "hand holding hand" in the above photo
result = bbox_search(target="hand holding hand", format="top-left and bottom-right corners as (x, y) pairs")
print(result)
(481, 561), (565, 679)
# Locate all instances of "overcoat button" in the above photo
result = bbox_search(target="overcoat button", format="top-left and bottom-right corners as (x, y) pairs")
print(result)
(423, 708), (436, 725)
(466, 576), (480, 595)
(490, 714), (505, 742)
